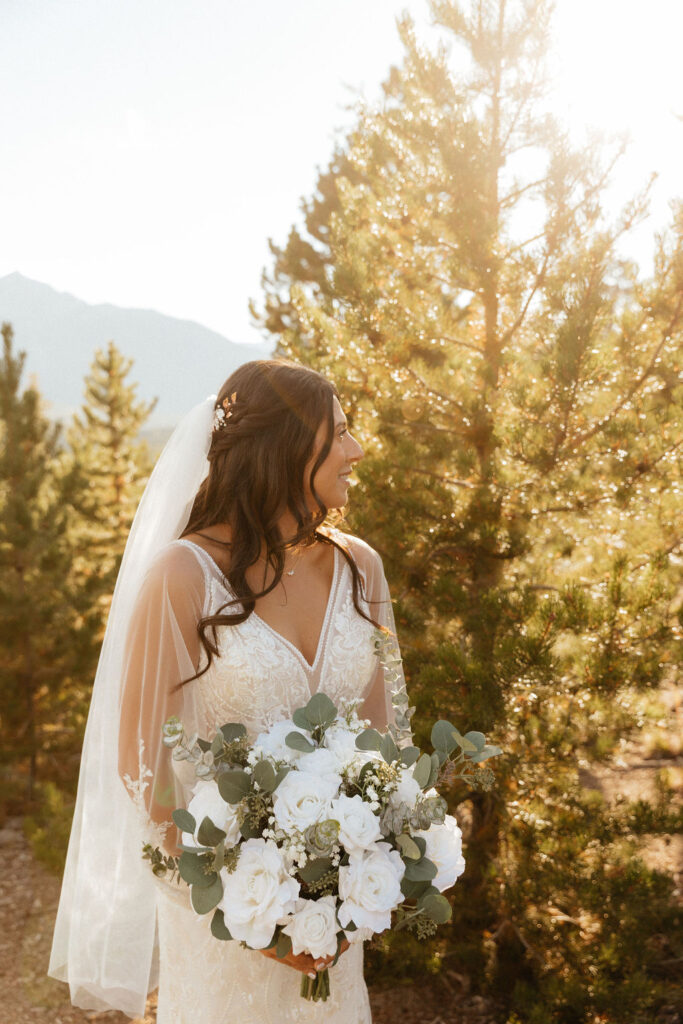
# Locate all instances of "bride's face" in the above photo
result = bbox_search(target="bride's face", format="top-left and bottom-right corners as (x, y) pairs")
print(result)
(305, 396), (364, 510)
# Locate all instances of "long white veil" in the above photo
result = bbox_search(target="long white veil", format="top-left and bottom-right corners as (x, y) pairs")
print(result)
(49, 396), (216, 1017)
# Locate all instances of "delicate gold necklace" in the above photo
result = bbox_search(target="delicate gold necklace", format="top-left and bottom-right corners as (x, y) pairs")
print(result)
(259, 540), (317, 577)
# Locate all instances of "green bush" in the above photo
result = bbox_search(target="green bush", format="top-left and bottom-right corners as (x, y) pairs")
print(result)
(23, 781), (75, 875)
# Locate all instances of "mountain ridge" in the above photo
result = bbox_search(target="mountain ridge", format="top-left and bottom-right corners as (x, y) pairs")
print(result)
(0, 272), (272, 427)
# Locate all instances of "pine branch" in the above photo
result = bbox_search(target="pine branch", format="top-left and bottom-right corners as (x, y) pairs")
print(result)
(564, 296), (683, 453)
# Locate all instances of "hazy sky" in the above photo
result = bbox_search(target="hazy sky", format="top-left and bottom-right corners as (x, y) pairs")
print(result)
(2, 0), (681, 346)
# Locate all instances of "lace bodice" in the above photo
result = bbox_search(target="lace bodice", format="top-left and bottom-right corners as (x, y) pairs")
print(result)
(176, 536), (379, 740)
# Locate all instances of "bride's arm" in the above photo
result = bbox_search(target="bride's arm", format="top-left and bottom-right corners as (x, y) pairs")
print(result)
(354, 541), (411, 738)
(118, 544), (205, 844)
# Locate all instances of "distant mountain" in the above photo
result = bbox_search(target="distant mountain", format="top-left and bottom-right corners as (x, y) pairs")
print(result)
(0, 272), (272, 427)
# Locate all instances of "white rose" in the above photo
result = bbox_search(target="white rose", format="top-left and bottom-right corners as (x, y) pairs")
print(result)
(324, 723), (360, 760)
(272, 771), (340, 834)
(338, 841), (405, 934)
(281, 895), (339, 959)
(324, 724), (379, 775)
(323, 724), (376, 765)
(412, 814), (466, 892)
(389, 767), (422, 810)
(255, 720), (309, 763)
(296, 747), (343, 785)
(219, 838), (299, 948)
(183, 779), (241, 848)
(330, 794), (382, 854)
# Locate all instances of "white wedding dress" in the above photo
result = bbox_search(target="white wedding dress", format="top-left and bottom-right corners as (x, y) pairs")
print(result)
(117, 527), (404, 1024)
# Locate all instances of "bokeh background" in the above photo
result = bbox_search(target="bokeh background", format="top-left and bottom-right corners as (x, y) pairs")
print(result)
(1, 2), (681, 1022)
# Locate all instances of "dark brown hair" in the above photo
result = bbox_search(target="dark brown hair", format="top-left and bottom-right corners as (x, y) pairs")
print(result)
(180, 359), (382, 681)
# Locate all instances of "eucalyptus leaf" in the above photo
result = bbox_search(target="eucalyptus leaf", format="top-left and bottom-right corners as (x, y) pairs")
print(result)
(404, 856), (438, 882)
(240, 819), (262, 839)
(469, 744), (502, 763)
(298, 856), (333, 883)
(358, 761), (379, 787)
(220, 722), (247, 743)
(196, 738), (212, 753)
(463, 731), (486, 752)
(399, 745), (420, 767)
(172, 808), (196, 834)
(418, 892), (452, 924)
(305, 692), (337, 727)
(451, 728), (477, 753)
(396, 834), (421, 860)
(427, 752), (440, 789)
(355, 729), (382, 751)
(285, 731), (316, 753)
(412, 836), (427, 858)
(191, 873), (223, 914)
(379, 734), (400, 764)
(210, 733), (224, 756)
(217, 770), (252, 804)
(431, 720), (458, 754)
(400, 876), (432, 899)
(178, 851), (214, 887)
(177, 841), (212, 854)
(197, 816), (227, 848)
(253, 760), (277, 792)
(292, 708), (312, 730)
(276, 932), (292, 959)
(272, 766), (291, 790)
(212, 840), (225, 874)
(210, 908), (233, 941)
(413, 753), (432, 789)
(450, 733), (479, 757)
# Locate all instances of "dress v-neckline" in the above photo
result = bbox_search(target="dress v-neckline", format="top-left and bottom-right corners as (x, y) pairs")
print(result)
(178, 538), (341, 678)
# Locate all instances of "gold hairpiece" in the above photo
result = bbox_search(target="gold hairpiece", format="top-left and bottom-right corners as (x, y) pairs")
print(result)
(213, 391), (237, 431)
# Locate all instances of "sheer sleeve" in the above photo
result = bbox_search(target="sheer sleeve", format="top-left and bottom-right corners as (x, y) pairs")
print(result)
(118, 542), (207, 847)
(343, 534), (413, 744)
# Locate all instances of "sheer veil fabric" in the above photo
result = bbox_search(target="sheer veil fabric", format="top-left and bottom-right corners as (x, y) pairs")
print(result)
(49, 394), (406, 1018)
(49, 396), (217, 1015)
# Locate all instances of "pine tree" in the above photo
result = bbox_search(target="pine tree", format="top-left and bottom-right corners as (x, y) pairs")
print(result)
(0, 324), (92, 802)
(67, 341), (156, 605)
(254, 1), (683, 1017)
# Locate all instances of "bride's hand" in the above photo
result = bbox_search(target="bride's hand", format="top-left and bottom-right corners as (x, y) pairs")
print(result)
(259, 938), (350, 975)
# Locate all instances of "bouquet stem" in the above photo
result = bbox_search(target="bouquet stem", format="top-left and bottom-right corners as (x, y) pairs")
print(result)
(300, 967), (330, 1001)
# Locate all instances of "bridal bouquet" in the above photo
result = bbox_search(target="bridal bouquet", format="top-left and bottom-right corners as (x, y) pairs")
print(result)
(144, 634), (501, 1001)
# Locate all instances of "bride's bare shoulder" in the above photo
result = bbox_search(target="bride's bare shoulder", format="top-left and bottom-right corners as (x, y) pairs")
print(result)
(180, 530), (232, 572)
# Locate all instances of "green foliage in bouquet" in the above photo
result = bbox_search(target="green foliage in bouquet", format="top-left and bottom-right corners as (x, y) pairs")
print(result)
(145, 683), (502, 989)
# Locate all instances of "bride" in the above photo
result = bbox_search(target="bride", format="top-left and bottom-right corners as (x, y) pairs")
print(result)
(49, 359), (408, 1023)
